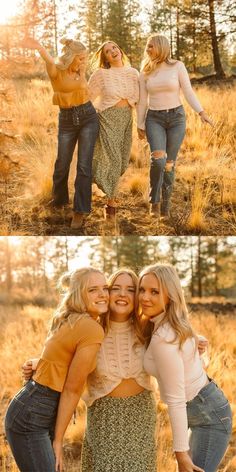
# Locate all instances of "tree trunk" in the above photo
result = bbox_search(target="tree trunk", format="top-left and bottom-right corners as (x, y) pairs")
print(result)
(197, 236), (202, 298)
(207, 0), (225, 78)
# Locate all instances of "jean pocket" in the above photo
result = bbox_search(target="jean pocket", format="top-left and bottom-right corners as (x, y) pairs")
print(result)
(175, 107), (185, 117)
(213, 402), (232, 434)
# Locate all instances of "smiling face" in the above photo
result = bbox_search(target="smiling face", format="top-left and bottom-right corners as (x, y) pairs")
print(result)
(84, 272), (109, 319)
(109, 273), (136, 321)
(102, 42), (123, 67)
(139, 273), (169, 319)
(69, 52), (88, 72)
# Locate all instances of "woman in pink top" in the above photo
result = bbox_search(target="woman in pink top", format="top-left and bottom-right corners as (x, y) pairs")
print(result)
(137, 34), (213, 219)
(89, 42), (139, 216)
(139, 263), (232, 472)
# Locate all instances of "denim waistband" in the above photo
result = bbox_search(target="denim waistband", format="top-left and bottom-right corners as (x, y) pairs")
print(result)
(60, 101), (93, 114)
(187, 379), (218, 405)
(150, 105), (184, 113)
(26, 379), (60, 398)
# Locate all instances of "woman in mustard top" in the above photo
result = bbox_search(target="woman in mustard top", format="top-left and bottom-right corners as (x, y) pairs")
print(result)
(22, 37), (100, 229)
(4, 267), (109, 472)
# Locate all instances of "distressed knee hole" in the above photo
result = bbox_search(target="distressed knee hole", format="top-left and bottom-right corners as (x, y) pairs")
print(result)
(165, 160), (174, 172)
(151, 150), (166, 159)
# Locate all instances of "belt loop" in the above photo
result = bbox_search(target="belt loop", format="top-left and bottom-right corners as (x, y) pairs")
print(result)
(198, 393), (205, 403)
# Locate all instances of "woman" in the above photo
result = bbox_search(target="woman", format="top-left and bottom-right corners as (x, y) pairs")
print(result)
(88, 41), (139, 216)
(5, 267), (109, 472)
(22, 37), (99, 229)
(138, 263), (232, 472)
(137, 34), (213, 219)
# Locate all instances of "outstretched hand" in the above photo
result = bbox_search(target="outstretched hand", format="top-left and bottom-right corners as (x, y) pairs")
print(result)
(199, 110), (214, 126)
(21, 37), (42, 50)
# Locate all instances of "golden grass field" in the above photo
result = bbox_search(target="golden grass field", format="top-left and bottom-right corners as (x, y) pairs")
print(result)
(0, 73), (236, 236)
(0, 304), (235, 471)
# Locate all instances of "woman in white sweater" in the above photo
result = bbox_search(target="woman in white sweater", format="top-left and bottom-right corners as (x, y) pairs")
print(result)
(137, 34), (213, 219)
(88, 42), (139, 216)
(138, 263), (232, 472)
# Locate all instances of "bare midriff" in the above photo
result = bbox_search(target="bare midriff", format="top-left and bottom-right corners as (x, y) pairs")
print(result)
(115, 98), (131, 108)
(107, 378), (145, 398)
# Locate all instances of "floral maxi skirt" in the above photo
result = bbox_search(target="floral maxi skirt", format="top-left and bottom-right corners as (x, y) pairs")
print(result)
(80, 390), (157, 472)
(92, 106), (133, 198)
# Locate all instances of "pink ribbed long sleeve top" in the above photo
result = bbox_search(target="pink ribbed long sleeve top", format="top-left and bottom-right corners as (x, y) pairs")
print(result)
(137, 60), (203, 129)
(143, 314), (208, 452)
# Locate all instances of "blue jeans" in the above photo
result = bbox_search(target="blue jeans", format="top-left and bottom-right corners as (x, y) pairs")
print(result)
(187, 380), (232, 472)
(52, 101), (99, 213)
(4, 380), (60, 472)
(145, 106), (186, 211)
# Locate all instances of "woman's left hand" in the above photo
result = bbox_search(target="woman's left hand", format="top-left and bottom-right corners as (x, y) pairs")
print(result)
(197, 337), (208, 355)
(199, 111), (214, 126)
(53, 440), (63, 472)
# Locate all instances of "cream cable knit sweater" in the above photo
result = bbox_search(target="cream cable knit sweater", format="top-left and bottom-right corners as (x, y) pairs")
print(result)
(83, 319), (157, 406)
(88, 66), (139, 112)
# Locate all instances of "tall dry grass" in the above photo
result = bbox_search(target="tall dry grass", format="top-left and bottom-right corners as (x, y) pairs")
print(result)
(0, 304), (235, 471)
(1, 78), (236, 235)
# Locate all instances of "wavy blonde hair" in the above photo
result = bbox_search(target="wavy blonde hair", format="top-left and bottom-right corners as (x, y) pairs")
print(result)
(50, 267), (107, 332)
(90, 40), (130, 71)
(55, 37), (87, 70)
(101, 268), (145, 343)
(141, 34), (176, 76)
(138, 263), (196, 347)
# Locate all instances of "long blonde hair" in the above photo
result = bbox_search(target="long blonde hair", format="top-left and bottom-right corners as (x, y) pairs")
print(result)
(101, 268), (145, 343)
(90, 40), (130, 71)
(138, 263), (196, 347)
(141, 34), (176, 76)
(50, 267), (106, 332)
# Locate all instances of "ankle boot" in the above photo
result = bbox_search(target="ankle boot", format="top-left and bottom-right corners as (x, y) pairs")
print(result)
(150, 203), (161, 218)
(71, 213), (85, 229)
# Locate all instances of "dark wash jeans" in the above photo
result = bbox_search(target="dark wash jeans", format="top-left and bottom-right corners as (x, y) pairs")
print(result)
(187, 380), (232, 472)
(5, 380), (60, 472)
(145, 105), (186, 210)
(52, 101), (99, 213)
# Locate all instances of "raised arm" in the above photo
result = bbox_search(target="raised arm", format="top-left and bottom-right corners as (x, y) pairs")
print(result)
(53, 343), (101, 472)
(151, 334), (204, 472)
(21, 37), (58, 80)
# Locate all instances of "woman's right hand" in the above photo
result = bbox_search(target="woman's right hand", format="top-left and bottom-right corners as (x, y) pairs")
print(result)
(21, 37), (42, 50)
(176, 451), (204, 472)
(21, 358), (39, 380)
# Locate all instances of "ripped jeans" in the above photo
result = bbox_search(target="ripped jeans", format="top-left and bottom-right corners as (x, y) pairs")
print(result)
(145, 106), (186, 211)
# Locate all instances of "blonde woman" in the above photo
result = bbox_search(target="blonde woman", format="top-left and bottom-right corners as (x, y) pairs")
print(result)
(22, 38), (99, 229)
(5, 268), (109, 472)
(137, 35), (213, 219)
(138, 263), (232, 472)
(88, 41), (139, 216)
